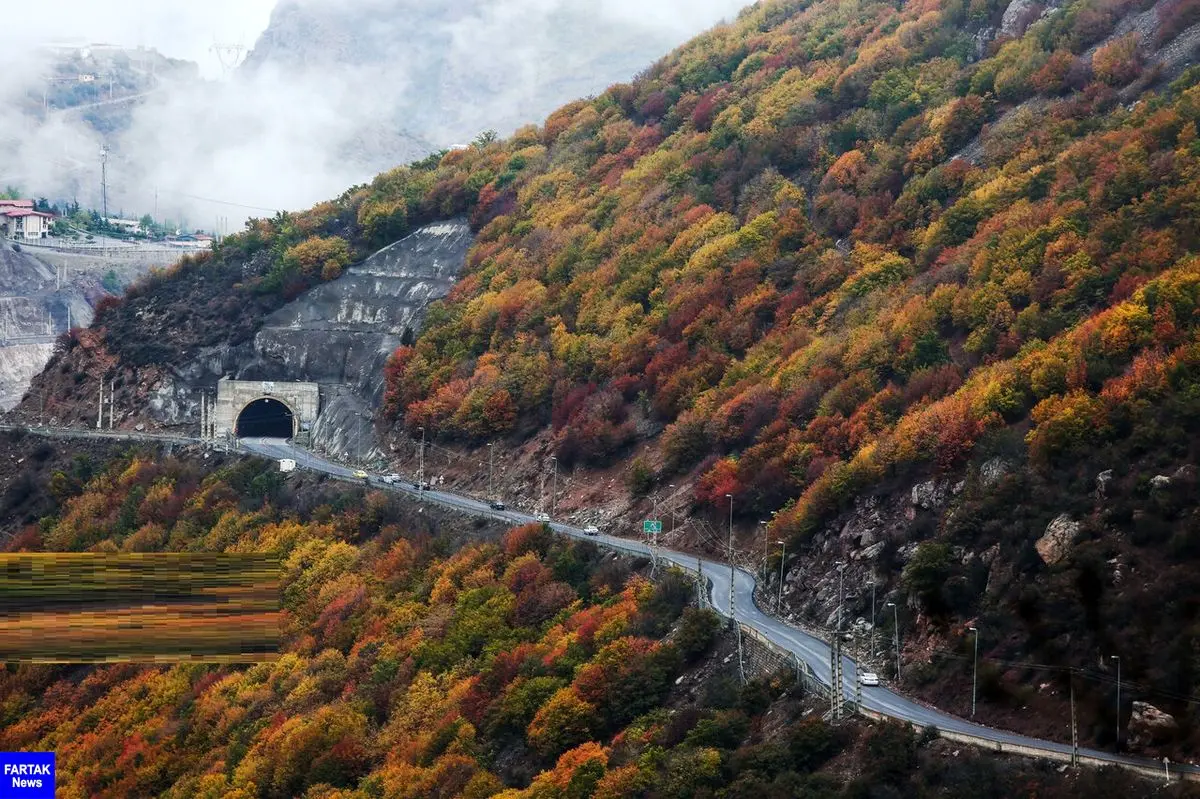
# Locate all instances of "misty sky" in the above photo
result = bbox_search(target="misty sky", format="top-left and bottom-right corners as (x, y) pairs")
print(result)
(1, 0), (750, 228)
(4, 0), (275, 78)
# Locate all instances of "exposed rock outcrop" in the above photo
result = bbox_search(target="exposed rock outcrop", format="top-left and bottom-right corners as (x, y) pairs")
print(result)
(1129, 701), (1178, 748)
(140, 219), (474, 461)
(1035, 514), (1079, 566)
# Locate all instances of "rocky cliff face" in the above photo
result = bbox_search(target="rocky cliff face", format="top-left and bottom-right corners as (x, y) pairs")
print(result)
(0, 244), (95, 410)
(144, 219), (473, 461)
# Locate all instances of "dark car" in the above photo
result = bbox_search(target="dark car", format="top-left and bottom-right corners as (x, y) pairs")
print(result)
(489, 500), (507, 510)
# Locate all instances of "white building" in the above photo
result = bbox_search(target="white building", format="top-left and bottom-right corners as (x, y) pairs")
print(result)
(0, 201), (53, 240)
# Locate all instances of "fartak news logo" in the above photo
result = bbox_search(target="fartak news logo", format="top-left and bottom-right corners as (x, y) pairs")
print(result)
(0, 753), (54, 798)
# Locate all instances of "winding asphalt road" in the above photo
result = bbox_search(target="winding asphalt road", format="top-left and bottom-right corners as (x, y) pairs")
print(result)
(0, 424), (1185, 778)
(232, 437), (1193, 780)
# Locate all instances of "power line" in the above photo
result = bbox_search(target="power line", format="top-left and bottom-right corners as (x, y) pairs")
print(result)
(153, 189), (280, 214)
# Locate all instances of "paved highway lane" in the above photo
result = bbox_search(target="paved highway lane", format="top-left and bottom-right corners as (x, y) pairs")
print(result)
(155, 437), (1200, 777)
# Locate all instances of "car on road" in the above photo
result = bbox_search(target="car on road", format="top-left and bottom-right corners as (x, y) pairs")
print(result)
(535, 512), (551, 523)
(381, 473), (402, 485)
(858, 672), (880, 687)
(415, 481), (431, 491)
(583, 525), (600, 536)
(352, 470), (369, 481)
(489, 500), (507, 510)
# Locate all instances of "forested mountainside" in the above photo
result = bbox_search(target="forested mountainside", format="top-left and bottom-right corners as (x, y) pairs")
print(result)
(23, 0), (1200, 754)
(0, 437), (1180, 799)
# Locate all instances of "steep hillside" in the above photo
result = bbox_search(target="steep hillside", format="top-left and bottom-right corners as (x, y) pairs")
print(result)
(21, 0), (1200, 755)
(0, 439), (1176, 798)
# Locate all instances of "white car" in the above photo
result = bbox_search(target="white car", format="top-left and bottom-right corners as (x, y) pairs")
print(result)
(859, 672), (880, 687)
(583, 525), (600, 536)
(535, 512), (551, 523)
(381, 473), (401, 485)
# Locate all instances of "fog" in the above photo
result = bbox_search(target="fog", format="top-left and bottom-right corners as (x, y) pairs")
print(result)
(0, 0), (748, 231)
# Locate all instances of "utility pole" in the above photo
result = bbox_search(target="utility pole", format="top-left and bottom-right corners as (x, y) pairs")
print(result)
(697, 557), (704, 608)
(1111, 654), (1121, 749)
(100, 146), (109, 223)
(108, 379), (115, 429)
(417, 426), (425, 486)
(200, 393), (207, 440)
(836, 561), (846, 634)
(888, 602), (901, 681)
(726, 493), (735, 621)
(1070, 669), (1079, 768)
(96, 383), (104, 429)
(969, 626), (979, 718)
(854, 631), (863, 712)
(550, 456), (558, 517)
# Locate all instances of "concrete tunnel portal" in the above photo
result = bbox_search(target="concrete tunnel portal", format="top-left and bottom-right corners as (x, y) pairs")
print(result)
(206, 380), (321, 442)
(236, 397), (296, 439)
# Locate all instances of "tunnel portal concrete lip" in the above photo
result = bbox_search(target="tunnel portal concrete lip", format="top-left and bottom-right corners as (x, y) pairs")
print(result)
(212, 379), (319, 441)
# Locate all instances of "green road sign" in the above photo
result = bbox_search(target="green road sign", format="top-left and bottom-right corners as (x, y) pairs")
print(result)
(643, 520), (662, 534)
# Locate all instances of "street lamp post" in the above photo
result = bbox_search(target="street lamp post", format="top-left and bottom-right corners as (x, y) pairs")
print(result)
(776, 540), (786, 613)
(887, 602), (901, 681)
(487, 442), (495, 499)
(760, 520), (769, 581)
(870, 580), (877, 660)
(726, 493), (734, 619)
(1112, 654), (1122, 748)
(668, 484), (676, 534)
(969, 626), (979, 718)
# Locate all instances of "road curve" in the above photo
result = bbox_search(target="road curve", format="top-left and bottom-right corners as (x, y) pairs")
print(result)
(233, 437), (1192, 779)
(0, 425), (1186, 778)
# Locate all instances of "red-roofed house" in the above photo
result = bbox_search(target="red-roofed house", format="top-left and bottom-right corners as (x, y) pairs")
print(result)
(0, 201), (53, 240)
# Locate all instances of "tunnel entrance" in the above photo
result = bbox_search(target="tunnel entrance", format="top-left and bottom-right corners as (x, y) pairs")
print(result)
(236, 397), (295, 439)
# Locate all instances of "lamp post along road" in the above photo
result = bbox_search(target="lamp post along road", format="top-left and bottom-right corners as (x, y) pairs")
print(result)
(726, 494), (735, 620)
(969, 626), (979, 718)
(760, 521), (769, 581)
(487, 443), (495, 499)
(1112, 655), (1121, 749)
(776, 540), (786, 614)
(870, 581), (877, 661)
(888, 602), (901, 681)
(550, 456), (558, 517)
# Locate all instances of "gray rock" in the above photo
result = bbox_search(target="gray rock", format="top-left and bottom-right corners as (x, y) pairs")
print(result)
(999, 0), (1041, 38)
(1096, 469), (1114, 498)
(1151, 475), (1172, 490)
(1129, 701), (1178, 747)
(980, 457), (1010, 487)
(1035, 514), (1079, 566)
(911, 479), (948, 510)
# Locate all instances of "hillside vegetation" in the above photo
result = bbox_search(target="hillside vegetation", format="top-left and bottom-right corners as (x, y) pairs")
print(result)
(37, 0), (1200, 754)
(0, 445), (1183, 798)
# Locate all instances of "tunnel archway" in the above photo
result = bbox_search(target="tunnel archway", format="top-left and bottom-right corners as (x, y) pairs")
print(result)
(236, 397), (296, 439)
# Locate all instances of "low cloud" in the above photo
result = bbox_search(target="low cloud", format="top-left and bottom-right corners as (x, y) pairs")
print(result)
(0, 0), (746, 230)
